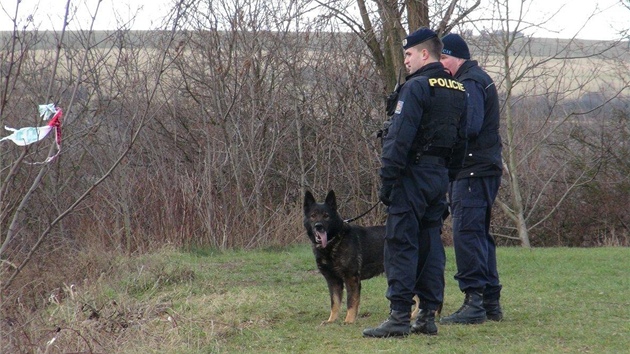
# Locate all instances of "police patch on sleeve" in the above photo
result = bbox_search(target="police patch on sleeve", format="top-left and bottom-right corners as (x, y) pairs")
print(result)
(395, 100), (404, 114)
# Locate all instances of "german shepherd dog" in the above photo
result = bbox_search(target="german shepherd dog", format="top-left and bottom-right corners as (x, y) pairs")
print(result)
(303, 190), (386, 324)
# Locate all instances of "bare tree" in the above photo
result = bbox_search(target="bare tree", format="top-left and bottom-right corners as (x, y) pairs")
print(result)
(469, 0), (630, 246)
(155, 0), (388, 248)
(315, 0), (480, 92)
(0, 0), (180, 295)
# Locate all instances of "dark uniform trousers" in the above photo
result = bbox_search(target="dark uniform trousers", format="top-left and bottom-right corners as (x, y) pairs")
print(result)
(384, 157), (448, 313)
(448, 175), (502, 300)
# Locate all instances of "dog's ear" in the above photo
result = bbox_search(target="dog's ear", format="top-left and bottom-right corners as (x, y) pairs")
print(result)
(304, 190), (316, 212)
(325, 190), (337, 210)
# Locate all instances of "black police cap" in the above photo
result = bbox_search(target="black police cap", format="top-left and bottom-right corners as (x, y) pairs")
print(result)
(403, 27), (438, 49)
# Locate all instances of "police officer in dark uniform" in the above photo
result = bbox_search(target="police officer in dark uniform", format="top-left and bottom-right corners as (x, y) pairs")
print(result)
(363, 27), (467, 338)
(438, 33), (504, 325)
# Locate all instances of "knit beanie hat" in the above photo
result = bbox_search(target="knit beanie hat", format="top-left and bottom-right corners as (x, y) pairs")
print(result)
(441, 33), (471, 59)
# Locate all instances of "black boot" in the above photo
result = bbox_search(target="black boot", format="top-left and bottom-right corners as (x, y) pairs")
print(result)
(484, 298), (503, 321)
(410, 309), (437, 335)
(362, 310), (410, 338)
(440, 291), (486, 325)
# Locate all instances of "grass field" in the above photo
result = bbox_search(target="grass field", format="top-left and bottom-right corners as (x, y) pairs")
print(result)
(17, 245), (630, 353)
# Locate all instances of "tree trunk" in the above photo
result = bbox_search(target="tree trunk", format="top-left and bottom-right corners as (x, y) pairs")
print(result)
(406, 0), (430, 31)
(502, 46), (531, 248)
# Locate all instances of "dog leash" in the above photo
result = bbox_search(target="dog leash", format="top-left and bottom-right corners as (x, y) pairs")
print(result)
(344, 201), (382, 223)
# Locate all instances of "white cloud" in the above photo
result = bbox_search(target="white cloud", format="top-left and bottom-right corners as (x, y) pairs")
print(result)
(523, 0), (628, 40)
(0, 0), (172, 31)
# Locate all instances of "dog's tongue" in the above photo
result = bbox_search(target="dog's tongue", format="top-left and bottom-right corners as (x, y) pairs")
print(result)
(316, 230), (328, 248)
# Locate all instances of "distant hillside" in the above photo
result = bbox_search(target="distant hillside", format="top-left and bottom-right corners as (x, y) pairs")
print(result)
(1, 30), (628, 57)
(469, 35), (629, 58)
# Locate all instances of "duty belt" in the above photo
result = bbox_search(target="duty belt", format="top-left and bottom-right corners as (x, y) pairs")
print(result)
(413, 153), (446, 166)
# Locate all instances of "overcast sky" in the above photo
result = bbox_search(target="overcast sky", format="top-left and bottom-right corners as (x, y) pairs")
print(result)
(1, 0), (628, 40)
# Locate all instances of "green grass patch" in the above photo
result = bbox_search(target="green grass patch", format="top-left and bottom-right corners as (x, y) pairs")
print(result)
(43, 245), (629, 353)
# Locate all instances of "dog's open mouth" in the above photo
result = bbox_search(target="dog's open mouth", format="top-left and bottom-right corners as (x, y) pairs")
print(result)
(315, 229), (328, 248)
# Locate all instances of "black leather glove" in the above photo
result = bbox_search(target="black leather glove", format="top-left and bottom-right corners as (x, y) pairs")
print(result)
(379, 182), (394, 206)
